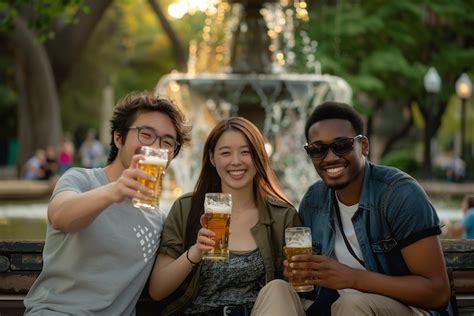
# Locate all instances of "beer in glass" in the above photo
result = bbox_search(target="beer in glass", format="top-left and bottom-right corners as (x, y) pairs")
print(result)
(203, 193), (232, 260)
(132, 146), (168, 210)
(284, 227), (314, 292)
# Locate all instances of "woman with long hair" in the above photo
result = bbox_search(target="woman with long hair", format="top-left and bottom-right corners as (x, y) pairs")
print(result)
(149, 117), (301, 315)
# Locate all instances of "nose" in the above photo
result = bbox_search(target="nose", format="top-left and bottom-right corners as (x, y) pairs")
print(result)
(231, 152), (241, 165)
(323, 147), (339, 161)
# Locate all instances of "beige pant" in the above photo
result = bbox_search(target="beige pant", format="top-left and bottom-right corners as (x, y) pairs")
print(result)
(251, 280), (429, 316)
(251, 279), (306, 316)
(332, 292), (430, 316)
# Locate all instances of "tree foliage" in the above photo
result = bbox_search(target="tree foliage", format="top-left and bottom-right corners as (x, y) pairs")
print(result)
(299, 0), (474, 166)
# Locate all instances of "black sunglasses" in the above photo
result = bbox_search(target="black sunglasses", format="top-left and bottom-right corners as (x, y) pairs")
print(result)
(304, 135), (364, 159)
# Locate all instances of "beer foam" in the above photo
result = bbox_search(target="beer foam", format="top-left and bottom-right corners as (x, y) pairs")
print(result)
(142, 156), (167, 166)
(286, 240), (312, 247)
(205, 205), (232, 214)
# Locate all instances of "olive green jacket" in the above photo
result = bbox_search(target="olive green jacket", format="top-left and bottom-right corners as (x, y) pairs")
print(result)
(158, 192), (301, 315)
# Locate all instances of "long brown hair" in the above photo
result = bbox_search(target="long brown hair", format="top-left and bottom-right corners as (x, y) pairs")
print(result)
(184, 117), (291, 250)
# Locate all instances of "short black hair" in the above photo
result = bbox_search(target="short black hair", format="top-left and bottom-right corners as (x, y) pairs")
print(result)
(304, 101), (365, 141)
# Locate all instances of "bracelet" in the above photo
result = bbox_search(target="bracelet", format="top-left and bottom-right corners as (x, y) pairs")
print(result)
(186, 249), (202, 266)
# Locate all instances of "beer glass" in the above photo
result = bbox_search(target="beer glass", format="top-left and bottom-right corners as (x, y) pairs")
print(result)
(132, 146), (168, 210)
(284, 227), (314, 292)
(203, 193), (232, 260)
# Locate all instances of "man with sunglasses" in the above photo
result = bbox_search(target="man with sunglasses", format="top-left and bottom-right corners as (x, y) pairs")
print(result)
(287, 101), (450, 315)
(24, 91), (191, 315)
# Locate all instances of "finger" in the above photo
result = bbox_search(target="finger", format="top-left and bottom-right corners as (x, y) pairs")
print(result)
(122, 175), (154, 196)
(199, 214), (207, 228)
(197, 235), (215, 248)
(289, 260), (317, 271)
(290, 254), (314, 262)
(198, 227), (215, 239)
(131, 154), (146, 169)
(135, 168), (156, 182)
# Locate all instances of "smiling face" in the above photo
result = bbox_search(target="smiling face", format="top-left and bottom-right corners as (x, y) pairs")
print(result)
(210, 129), (257, 194)
(115, 111), (177, 170)
(307, 118), (368, 198)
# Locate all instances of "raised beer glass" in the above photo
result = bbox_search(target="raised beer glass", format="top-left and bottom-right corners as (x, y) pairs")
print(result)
(284, 227), (314, 292)
(132, 146), (168, 211)
(203, 193), (232, 260)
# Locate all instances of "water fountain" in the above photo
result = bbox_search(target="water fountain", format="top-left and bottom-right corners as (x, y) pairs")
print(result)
(0, 1), (463, 239)
(157, 0), (351, 204)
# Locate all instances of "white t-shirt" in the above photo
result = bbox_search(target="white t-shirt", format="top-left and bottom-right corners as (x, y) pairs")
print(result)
(333, 194), (367, 296)
(24, 167), (166, 315)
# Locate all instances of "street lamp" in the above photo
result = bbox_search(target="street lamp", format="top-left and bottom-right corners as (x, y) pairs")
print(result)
(455, 73), (472, 160)
(423, 67), (441, 178)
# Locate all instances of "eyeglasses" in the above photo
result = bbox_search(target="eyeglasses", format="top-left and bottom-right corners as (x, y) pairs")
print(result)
(129, 126), (180, 156)
(304, 135), (364, 160)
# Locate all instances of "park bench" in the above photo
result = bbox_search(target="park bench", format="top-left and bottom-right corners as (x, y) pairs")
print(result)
(0, 239), (473, 315)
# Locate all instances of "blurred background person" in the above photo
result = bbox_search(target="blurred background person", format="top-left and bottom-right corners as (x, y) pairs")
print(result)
(79, 129), (106, 168)
(58, 133), (75, 175)
(446, 195), (474, 239)
(42, 144), (58, 181)
(444, 150), (466, 183)
(22, 149), (47, 180)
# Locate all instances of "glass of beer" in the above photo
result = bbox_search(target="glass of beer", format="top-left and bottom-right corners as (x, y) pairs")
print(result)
(132, 146), (168, 211)
(284, 227), (314, 292)
(203, 193), (232, 260)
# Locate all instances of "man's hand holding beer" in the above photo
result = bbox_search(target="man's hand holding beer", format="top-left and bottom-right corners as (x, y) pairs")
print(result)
(109, 154), (156, 203)
(285, 254), (359, 290)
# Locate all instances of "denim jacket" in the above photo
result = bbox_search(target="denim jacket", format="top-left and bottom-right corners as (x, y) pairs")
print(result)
(299, 161), (447, 315)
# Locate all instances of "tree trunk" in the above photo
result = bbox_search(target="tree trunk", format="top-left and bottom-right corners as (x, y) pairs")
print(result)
(148, 0), (187, 71)
(8, 16), (62, 173)
(46, 0), (114, 90)
(380, 102), (414, 158)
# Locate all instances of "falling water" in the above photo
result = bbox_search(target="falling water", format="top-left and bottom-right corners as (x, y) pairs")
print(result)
(157, 0), (351, 204)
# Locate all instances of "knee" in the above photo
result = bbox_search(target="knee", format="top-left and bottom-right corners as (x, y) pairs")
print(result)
(264, 279), (292, 290)
(258, 279), (295, 298)
(331, 293), (371, 314)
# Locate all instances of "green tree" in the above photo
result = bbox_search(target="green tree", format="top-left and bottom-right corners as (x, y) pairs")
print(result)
(302, 1), (474, 175)
(0, 0), (191, 173)
(0, 0), (113, 171)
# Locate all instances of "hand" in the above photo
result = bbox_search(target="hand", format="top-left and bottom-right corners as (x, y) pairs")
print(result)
(195, 214), (216, 252)
(283, 259), (291, 279)
(109, 154), (156, 203)
(290, 254), (357, 290)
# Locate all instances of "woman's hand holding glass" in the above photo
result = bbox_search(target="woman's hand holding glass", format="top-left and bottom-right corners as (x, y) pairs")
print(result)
(188, 215), (217, 263)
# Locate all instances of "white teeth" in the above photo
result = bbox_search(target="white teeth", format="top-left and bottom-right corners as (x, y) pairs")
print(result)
(326, 167), (344, 174)
(229, 170), (245, 176)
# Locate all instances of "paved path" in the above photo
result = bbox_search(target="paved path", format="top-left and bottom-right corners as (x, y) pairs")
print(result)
(0, 180), (471, 200)
(418, 181), (474, 198)
(0, 180), (53, 199)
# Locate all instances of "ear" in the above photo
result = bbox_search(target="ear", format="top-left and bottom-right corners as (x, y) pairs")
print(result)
(210, 151), (215, 167)
(361, 137), (369, 157)
(113, 131), (122, 149)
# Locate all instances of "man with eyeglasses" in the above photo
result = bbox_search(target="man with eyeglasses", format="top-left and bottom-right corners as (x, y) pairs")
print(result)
(24, 91), (191, 315)
(293, 101), (450, 315)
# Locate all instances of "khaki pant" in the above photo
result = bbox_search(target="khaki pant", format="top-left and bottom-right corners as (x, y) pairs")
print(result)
(251, 280), (429, 316)
(252, 279), (306, 316)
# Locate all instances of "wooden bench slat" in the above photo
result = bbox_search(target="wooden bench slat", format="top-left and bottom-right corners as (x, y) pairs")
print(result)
(0, 241), (44, 253)
(0, 239), (473, 315)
